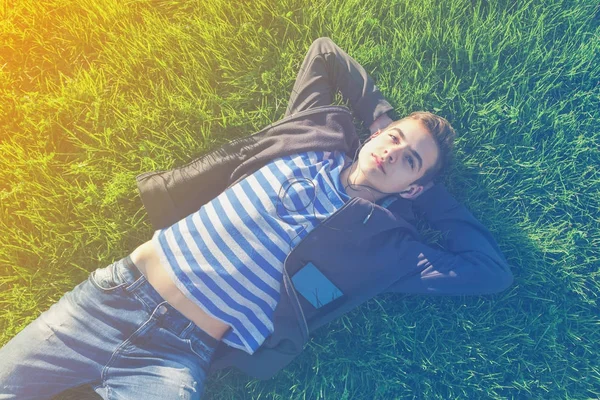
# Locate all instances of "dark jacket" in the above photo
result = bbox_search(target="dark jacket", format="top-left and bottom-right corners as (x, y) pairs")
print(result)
(135, 102), (513, 380)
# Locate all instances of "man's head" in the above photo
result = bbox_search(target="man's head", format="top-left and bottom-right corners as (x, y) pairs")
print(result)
(355, 111), (456, 199)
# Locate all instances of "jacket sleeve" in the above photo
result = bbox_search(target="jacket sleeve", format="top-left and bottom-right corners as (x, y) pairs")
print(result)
(287, 37), (395, 128)
(384, 184), (514, 295)
(135, 135), (261, 230)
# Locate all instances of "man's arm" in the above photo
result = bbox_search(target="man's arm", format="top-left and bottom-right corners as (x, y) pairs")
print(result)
(385, 184), (514, 295)
(285, 37), (394, 129)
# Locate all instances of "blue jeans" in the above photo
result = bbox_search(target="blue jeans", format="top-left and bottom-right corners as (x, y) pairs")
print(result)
(0, 256), (219, 399)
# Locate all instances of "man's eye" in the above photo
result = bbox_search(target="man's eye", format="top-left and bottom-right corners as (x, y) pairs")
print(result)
(406, 156), (414, 169)
(389, 134), (399, 143)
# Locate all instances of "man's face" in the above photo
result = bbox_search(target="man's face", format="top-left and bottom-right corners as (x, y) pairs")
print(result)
(356, 118), (439, 196)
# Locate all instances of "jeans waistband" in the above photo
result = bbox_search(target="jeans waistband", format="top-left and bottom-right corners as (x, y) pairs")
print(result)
(118, 255), (220, 349)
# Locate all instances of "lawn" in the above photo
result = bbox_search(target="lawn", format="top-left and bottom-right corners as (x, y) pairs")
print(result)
(1, 0), (599, 398)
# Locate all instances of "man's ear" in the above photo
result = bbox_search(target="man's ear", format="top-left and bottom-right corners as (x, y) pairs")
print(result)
(370, 130), (381, 138)
(398, 185), (423, 200)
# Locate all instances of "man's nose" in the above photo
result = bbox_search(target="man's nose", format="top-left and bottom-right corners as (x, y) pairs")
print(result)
(383, 147), (403, 163)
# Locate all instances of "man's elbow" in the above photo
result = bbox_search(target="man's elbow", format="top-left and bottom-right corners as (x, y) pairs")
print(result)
(486, 262), (514, 294)
(467, 253), (514, 295)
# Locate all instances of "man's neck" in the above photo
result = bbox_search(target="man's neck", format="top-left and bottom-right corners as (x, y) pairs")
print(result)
(340, 162), (386, 202)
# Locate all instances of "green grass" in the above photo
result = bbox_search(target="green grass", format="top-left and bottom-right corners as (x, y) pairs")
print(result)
(1, 0), (599, 398)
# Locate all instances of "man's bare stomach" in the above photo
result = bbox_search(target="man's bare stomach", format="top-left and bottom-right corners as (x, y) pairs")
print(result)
(130, 240), (230, 340)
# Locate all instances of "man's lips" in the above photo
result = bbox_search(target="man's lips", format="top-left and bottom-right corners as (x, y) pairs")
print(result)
(372, 153), (385, 174)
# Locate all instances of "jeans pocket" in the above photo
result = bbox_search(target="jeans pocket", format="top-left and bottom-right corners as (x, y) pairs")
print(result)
(187, 337), (215, 370)
(89, 262), (128, 292)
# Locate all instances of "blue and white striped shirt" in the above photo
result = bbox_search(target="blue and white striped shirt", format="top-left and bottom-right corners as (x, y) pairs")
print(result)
(152, 151), (350, 354)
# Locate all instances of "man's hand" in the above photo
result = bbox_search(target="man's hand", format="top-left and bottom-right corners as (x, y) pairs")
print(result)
(369, 113), (394, 134)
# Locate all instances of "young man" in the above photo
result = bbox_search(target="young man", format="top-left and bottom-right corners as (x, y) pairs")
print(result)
(0, 38), (513, 399)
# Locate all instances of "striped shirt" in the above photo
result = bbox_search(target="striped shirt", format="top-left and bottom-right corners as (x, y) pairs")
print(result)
(152, 151), (350, 354)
